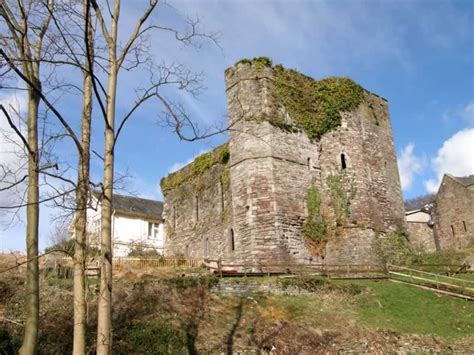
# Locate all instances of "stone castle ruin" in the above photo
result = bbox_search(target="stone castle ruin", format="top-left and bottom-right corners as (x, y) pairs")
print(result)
(160, 58), (407, 265)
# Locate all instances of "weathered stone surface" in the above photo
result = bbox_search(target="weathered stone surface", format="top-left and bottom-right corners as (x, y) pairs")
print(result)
(407, 222), (437, 251)
(162, 60), (407, 266)
(432, 175), (474, 249)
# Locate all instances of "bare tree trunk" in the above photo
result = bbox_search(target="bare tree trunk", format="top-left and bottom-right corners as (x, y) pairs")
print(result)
(96, 2), (119, 351)
(96, 77), (117, 354)
(72, 4), (94, 352)
(19, 86), (40, 355)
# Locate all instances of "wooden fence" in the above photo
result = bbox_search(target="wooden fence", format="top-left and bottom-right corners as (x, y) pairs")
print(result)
(388, 264), (474, 299)
(57, 256), (203, 275)
(204, 260), (388, 277)
(114, 257), (202, 269)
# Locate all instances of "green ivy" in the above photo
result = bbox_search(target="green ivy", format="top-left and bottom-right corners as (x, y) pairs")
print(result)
(302, 179), (327, 243)
(160, 144), (230, 192)
(232, 58), (365, 139)
(272, 65), (364, 139)
(326, 175), (357, 226)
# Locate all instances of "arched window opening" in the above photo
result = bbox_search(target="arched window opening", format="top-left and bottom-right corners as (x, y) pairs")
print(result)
(185, 245), (189, 257)
(341, 154), (347, 170)
(229, 228), (235, 252)
(307, 157), (311, 170)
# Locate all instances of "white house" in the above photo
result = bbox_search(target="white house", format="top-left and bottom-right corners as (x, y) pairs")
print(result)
(73, 192), (166, 257)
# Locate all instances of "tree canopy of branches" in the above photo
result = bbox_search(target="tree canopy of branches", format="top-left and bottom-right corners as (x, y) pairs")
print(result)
(1, 0), (220, 353)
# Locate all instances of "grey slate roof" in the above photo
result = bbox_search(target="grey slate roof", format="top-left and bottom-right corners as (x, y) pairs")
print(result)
(451, 174), (474, 187)
(93, 192), (163, 219)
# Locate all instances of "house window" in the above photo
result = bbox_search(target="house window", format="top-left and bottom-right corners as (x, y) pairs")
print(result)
(463, 221), (467, 232)
(451, 225), (455, 237)
(229, 228), (235, 252)
(341, 154), (347, 170)
(148, 222), (160, 239)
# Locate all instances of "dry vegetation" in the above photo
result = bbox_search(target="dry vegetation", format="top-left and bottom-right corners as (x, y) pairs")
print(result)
(1, 259), (473, 354)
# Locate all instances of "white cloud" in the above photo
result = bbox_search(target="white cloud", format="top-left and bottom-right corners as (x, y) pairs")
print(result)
(424, 128), (474, 193)
(398, 143), (425, 192)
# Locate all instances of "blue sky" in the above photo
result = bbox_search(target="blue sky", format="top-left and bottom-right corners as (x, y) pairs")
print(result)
(1, 0), (473, 251)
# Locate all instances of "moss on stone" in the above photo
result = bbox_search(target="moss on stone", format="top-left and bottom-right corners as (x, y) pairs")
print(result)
(235, 57), (272, 70)
(272, 65), (364, 139)
(161, 144), (230, 192)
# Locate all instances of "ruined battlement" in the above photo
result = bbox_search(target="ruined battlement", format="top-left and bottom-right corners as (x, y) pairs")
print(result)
(162, 58), (406, 265)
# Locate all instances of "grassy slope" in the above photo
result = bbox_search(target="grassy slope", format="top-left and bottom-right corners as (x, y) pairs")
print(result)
(334, 279), (474, 337)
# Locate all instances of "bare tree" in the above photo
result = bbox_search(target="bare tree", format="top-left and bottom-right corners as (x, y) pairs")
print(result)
(87, 1), (220, 352)
(0, 1), (54, 352)
(2, 0), (221, 353)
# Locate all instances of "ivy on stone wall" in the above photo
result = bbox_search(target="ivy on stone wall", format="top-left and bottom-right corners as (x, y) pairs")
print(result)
(234, 57), (365, 139)
(302, 179), (327, 243)
(326, 175), (357, 226)
(161, 144), (230, 192)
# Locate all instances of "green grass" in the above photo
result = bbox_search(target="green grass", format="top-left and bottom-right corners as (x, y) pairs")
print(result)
(334, 279), (474, 338)
(452, 273), (474, 281)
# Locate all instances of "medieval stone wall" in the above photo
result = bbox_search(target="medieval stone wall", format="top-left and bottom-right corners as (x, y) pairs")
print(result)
(162, 162), (233, 259)
(407, 222), (436, 251)
(432, 176), (474, 249)
(162, 59), (407, 266)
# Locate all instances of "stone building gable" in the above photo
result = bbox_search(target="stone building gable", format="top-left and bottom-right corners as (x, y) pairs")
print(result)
(432, 174), (474, 249)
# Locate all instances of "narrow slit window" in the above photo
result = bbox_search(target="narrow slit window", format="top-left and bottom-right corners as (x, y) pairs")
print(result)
(341, 154), (347, 170)
(220, 180), (225, 212)
(195, 196), (199, 222)
(451, 225), (455, 237)
(463, 221), (467, 232)
(173, 206), (176, 228)
(230, 228), (235, 252)
(307, 157), (311, 170)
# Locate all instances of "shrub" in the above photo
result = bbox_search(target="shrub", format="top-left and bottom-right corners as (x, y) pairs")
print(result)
(302, 180), (327, 243)
(127, 245), (163, 258)
(373, 229), (414, 265)
(411, 249), (468, 266)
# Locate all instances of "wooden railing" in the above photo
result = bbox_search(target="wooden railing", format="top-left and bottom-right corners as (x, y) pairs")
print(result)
(204, 260), (387, 277)
(388, 265), (474, 298)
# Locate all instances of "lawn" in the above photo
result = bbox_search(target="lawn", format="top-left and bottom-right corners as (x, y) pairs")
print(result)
(333, 279), (474, 338)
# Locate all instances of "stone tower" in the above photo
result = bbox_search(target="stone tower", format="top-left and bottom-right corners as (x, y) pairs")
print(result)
(161, 58), (406, 265)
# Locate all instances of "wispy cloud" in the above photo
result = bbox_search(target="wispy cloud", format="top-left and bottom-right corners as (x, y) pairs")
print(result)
(167, 149), (209, 174)
(397, 143), (426, 192)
